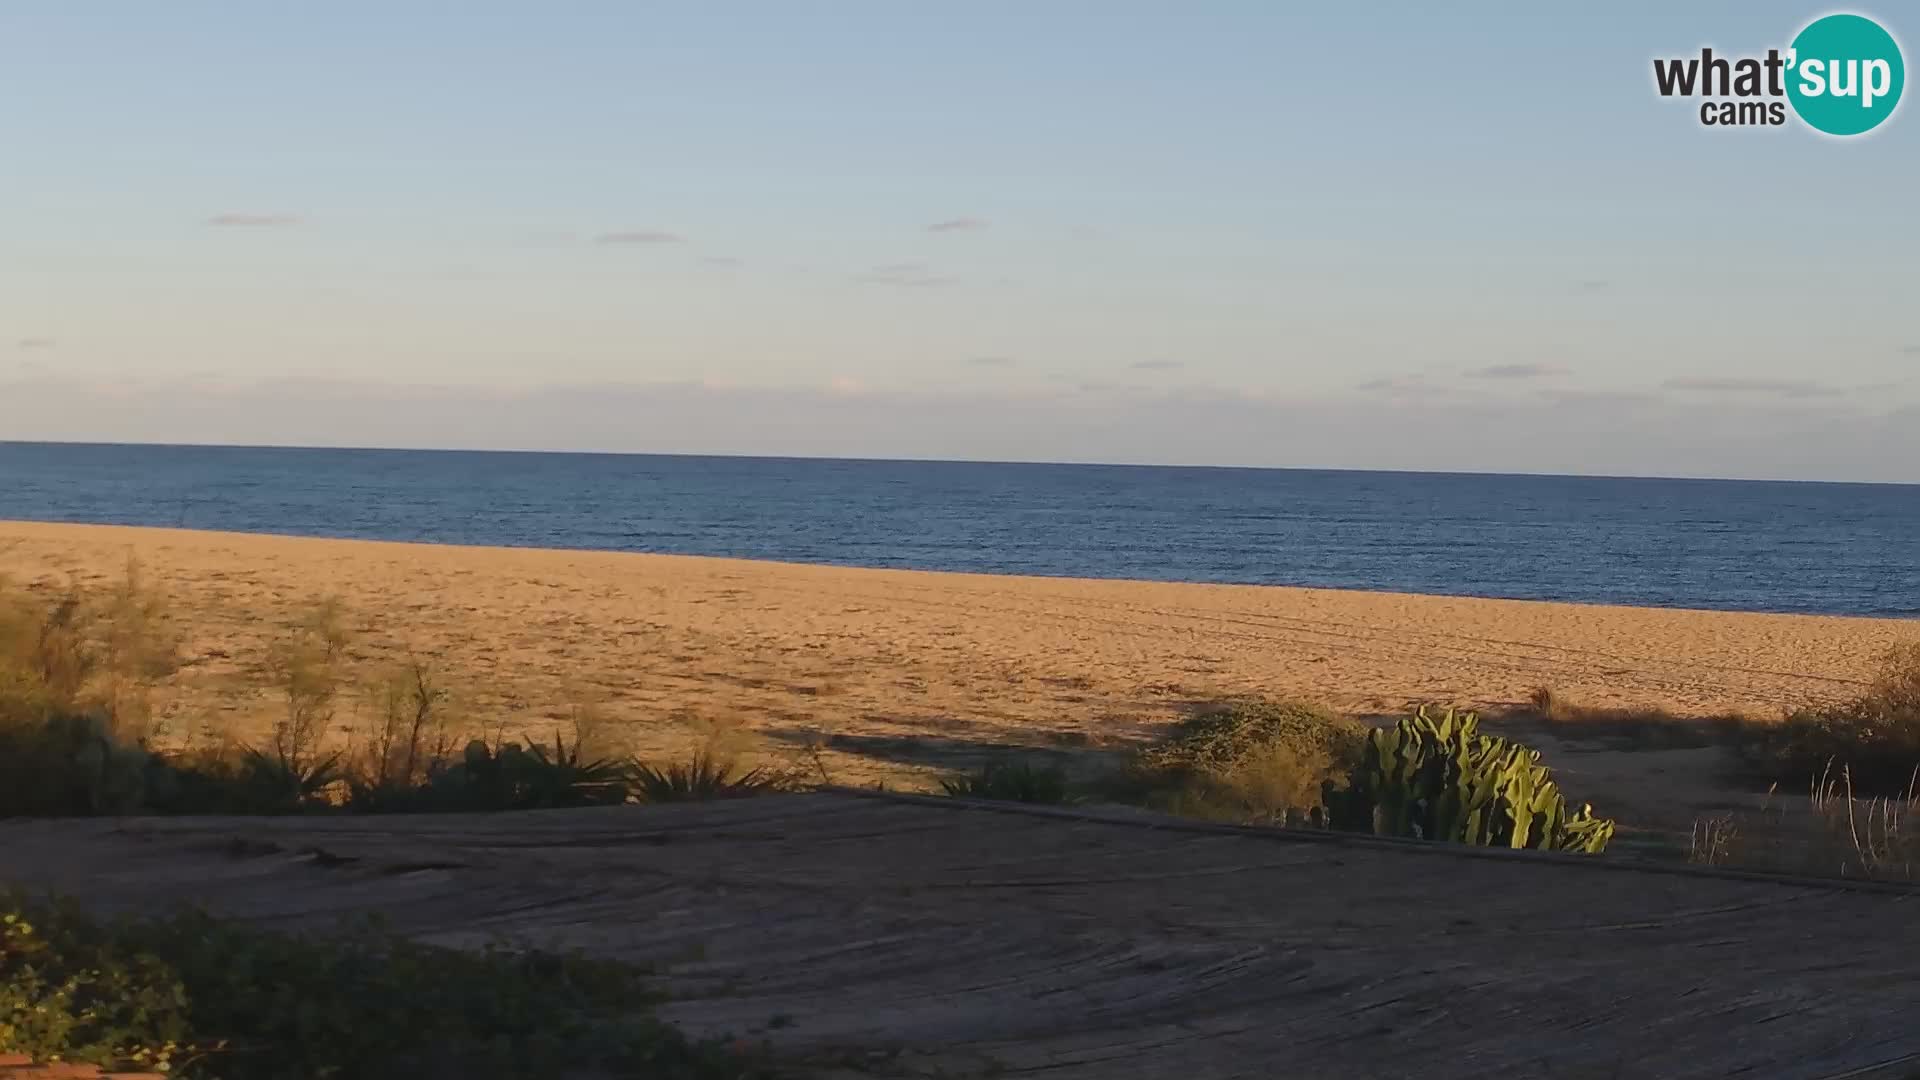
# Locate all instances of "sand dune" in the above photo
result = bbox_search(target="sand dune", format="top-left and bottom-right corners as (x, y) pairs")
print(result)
(1, 520), (1912, 791)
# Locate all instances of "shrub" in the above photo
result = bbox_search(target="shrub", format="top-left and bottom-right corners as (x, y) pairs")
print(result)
(353, 657), (457, 796)
(1120, 700), (1368, 823)
(1326, 706), (1615, 853)
(0, 893), (768, 1078)
(347, 732), (631, 813)
(1737, 644), (1920, 796)
(144, 743), (346, 816)
(0, 711), (157, 817)
(940, 760), (1071, 803)
(0, 568), (185, 818)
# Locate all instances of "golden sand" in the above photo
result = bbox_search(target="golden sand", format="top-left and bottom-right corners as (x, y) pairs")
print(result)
(2, 520), (1912, 787)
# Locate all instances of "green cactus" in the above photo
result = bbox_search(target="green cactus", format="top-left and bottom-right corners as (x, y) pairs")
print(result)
(1327, 706), (1616, 854)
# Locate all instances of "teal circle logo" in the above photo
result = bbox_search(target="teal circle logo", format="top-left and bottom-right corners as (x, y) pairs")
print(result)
(1786, 13), (1905, 135)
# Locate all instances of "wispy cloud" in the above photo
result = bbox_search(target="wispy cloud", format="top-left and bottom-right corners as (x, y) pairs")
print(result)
(1465, 362), (1570, 380)
(966, 356), (1016, 367)
(1537, 388), (1661, 407)
(1664, 376), (1842, 398)
(15, 338), (55, 351)
(206, 212), (300, 227)
(1131, 360), (1184, 371)
(1574, 279), (1610, 292)
(699, 255), (743, 268)
(926, 217), (989, 233)
(856, 262), (953, 288)
(595, 229), (684, 245)
(1356, 374), (1440, 395)
(1902, 345), (1920, 356)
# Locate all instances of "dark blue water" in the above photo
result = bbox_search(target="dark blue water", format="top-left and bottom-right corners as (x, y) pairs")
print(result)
(1, 442), (1913, 617)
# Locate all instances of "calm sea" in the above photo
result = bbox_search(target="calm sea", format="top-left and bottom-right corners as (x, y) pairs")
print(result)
(0, 442), (1913, 618)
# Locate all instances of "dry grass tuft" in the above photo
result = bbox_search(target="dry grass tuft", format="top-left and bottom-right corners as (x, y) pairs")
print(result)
(1116, 700), (1369, 825)
(1686, 767), (1920, 883)
(1733, 644), (1920, 796)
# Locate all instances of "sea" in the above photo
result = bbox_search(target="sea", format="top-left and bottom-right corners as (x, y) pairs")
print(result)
(0, 442), (1913, 618)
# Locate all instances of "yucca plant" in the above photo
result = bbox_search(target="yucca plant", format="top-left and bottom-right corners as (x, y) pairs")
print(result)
(940, 760), (1071, 804)
(629, 751), (790, 803)
(1327, 706), (1615, 853)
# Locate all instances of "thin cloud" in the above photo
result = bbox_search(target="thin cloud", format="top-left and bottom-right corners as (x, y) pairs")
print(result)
(16, 338), (55, 351)
(926, 217), (989, 233)
(856, 262), (953, 288)
(1131, 360), (1184, 371)
(700, 255), (743, 268)
(1465, 362), (1570, 380)
(595, 229), (684, 245)
(1664, 376), (1842, 398)
(966, 356), (1016, 367)
(1574, 279), (1610, 292)
(206, 212), (300, 227)
(1357, 374), (1435, 394)
(1537, 388), (1661, 407)
(1902, 345), (1920, 356)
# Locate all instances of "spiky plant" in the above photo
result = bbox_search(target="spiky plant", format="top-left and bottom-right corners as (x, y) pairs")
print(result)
(629, 751), (791, 803)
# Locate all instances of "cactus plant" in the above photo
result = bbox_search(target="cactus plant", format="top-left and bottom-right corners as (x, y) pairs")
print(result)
(1328, 707), (1616, 854)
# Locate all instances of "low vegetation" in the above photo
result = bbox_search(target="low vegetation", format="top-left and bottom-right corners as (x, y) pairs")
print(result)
(1131, 699), (1365, 824)
(0, 570), (799, 818)
(1326, 707), (1615, 852)
(946, 702), (1615, 853)
(939, 760), (1072, 803)
(0, 892), (768, 1079)
(11, 563), (1920, 879)
(1731, 644), (1920, 797)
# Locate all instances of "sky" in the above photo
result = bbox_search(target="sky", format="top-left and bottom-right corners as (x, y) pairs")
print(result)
(2, 2), (1916, 481)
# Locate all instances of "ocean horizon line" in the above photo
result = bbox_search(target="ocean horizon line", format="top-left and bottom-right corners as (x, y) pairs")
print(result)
(3, 438), (1914, 490)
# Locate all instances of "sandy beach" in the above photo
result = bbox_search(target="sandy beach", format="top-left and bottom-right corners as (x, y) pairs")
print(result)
(2, 519), (1911, 793)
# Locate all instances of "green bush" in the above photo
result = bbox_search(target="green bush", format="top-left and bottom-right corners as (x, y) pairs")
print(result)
(0, 893), (768, 1079)
(1736, 644), (1920, 796)
(1327, 707), (1615, 853)
(940, 760), (1071, 804)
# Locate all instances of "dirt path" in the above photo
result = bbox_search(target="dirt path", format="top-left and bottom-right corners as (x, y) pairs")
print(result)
(7, 794), (1919, 1079)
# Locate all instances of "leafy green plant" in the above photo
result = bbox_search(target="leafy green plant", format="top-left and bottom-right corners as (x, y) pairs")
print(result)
(630, 750), (792, 803)
(1327, 706), (1615, 853)
(0, 892), (769, 1078)
(940, 760), (1071, 804)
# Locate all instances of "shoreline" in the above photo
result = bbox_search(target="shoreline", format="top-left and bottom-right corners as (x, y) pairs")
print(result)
(2, 517), (1910, 624)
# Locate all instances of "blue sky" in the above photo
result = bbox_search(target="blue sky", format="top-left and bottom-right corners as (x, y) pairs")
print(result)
(3, 2), (1916, 480)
